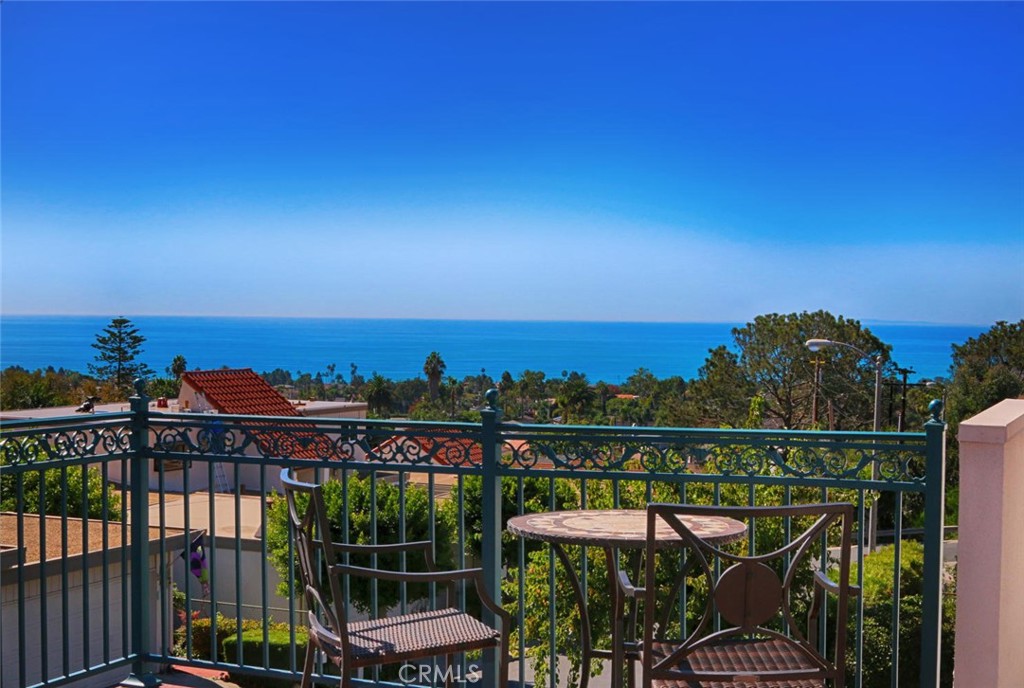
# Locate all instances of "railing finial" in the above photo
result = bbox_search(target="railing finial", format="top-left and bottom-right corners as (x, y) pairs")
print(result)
(132, 377), (149, 399)
(928, 398), (944, 424)
(485, 387), (499, 410)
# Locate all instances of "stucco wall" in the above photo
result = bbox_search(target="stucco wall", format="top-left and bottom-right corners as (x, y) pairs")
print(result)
(954, 398), (1024, 687)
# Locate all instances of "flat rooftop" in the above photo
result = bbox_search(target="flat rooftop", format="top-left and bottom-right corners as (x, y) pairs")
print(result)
(0, 512), (186, 566)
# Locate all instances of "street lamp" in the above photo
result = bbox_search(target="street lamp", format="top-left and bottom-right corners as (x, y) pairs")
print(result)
(805, 338), (884, 550)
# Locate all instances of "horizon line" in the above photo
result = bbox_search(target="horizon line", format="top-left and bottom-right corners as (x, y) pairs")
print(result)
(0, 312), (998, 329)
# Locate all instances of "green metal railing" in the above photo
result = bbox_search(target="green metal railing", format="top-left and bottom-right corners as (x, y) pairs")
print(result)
(0, 383), (947, 688)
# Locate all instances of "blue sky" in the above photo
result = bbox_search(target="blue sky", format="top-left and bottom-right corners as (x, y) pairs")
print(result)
(2, 1), (1021, 325)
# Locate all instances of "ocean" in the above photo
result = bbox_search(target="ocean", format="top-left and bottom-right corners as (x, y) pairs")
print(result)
(0, 315), (989, 384)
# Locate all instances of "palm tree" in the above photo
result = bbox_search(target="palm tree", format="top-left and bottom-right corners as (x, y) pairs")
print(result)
(168, 354), (188, 379)
(364, 373), (393, 417)
(556, 372), (594, 424)
(423, 352), (446, 401)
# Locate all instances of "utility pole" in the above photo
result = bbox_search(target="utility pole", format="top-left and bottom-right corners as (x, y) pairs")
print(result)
(810, 356), (824, 427)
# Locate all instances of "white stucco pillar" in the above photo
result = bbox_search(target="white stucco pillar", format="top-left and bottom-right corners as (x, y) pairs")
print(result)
(954, 398), (1024, 687)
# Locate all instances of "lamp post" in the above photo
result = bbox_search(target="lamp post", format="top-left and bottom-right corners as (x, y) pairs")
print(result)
(805, 338), (884, 550)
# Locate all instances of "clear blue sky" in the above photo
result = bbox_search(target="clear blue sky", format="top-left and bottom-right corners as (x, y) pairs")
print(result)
(2, 1), (1021, 325)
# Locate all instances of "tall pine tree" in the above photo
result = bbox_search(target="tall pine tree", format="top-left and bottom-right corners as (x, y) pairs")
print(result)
(88, 317), (155, 397)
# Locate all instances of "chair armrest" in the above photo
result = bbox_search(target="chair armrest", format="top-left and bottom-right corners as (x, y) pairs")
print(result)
(326, 539), (432, 555)
(335, 563), (484, 584)
(813, 570), (861, 596)
(617, 569), (644, 599)
(326, 539), (441, 571)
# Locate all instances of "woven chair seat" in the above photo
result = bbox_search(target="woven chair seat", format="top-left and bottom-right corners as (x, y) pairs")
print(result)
(650, 638), (828, 688)
(321, 607), (502, 667)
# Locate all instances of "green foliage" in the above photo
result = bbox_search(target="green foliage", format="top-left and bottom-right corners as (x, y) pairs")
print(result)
(1, 366), (93, 410)
(363, 372), (393, 417)
(947, 320), (1024, 422)
(732, 311), (890, 430)
(168, 354), (188, 379)
(261, 368), (294, 387)
(555, 372), (594, 423)
(676, 346), (754, 427)
(265, 474), (452, 613)
(606, 395), (650, 426)
(408, 398), (450, 421)
(176, 613), (262, 661)
(0, 458), (123, 521)
(622, 368), (659, 400)
(392, 377), (429, 414)
(223, 626), (310, 688)
(147, 377), (180, 399)
(439, 475), (577, 566)
(843, 542), (956, 687)
(88, 317), (155, 398)
(944, 319), (1024, 484)
(512, 369), (549, 421)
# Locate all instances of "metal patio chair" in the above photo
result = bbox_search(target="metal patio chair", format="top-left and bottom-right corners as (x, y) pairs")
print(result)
(619, 502), (856, 687)
(281, 467), (510, 688)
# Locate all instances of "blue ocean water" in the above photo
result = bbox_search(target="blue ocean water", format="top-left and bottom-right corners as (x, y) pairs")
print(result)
(0, 315), (989, 384)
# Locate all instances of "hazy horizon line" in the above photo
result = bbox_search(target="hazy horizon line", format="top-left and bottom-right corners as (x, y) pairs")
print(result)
(0, 311), (999, 329)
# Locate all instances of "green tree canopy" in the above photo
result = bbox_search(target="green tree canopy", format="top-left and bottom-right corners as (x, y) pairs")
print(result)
(1, 455), (123, 522)
(555, 371), (594, 423)
(734, 311), (890, 430)
(944, 319), (1024, 483)
(686, 311), (892, 430)
(679, 345), (755, 427)
(1, 366), (91, 409)
(946, 320), (1024, 427)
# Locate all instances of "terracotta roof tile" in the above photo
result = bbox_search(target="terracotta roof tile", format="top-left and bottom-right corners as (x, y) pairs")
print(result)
(181, 369), (300, 417)
(179, 369), (327, 459)
(373, 433), (483, 467)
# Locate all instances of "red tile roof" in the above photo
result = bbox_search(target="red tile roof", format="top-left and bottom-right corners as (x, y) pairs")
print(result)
(181, 369), (300, 417)
(372, 433), (483, 467)
(179, 369), (326, 460)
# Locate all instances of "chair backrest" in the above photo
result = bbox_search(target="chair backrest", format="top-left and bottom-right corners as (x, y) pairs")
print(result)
(280, 467), (348, 650)
(642, 502), (855, 686)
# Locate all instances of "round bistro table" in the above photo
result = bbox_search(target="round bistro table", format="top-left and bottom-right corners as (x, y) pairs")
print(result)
(506, 509), (746, 688)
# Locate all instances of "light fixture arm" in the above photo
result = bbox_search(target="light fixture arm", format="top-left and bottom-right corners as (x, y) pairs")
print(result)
(804, 336), (886, 551)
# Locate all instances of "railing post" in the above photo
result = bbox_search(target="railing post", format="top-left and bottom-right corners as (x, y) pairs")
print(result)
(480, 388), (503, 688)
(122, 379), (159, 687)
(919, 399), (947, 688)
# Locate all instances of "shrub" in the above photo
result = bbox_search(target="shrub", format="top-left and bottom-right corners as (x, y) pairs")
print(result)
(849, 541), (956, 687)
(176, 613), (261, 661)
(223, 625), (309, 688)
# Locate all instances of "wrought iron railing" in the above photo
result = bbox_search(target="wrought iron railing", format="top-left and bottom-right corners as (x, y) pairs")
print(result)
(0, 382), (948, 688)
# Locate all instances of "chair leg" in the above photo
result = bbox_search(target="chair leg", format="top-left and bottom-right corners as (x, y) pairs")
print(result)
(301, 640), (316, 688)
(498, 645), (509, 688)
